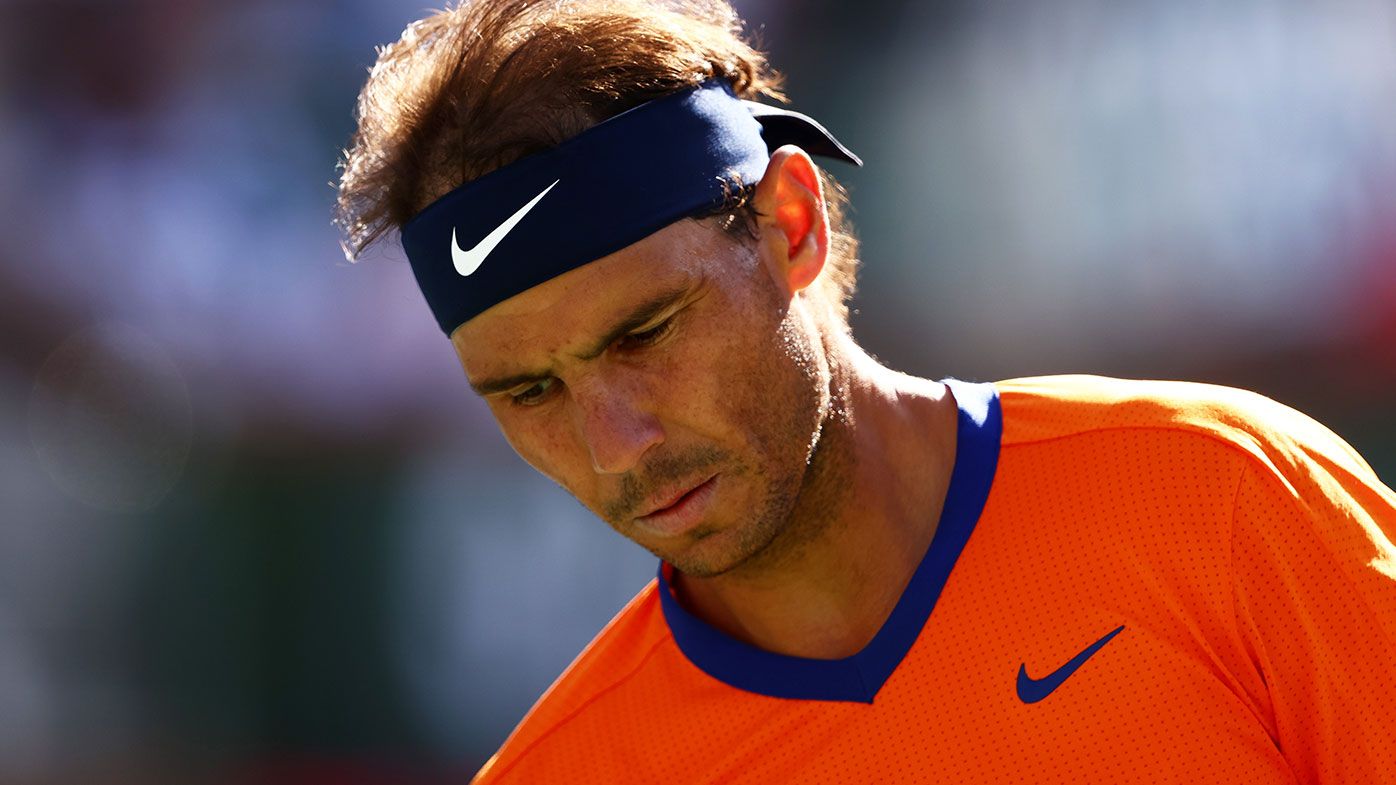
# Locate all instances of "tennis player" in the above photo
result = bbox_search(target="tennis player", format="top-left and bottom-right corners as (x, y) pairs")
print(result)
(335, 1), (1396, 781)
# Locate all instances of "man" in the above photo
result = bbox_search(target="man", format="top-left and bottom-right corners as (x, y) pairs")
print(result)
(335, 1), (1396, 781)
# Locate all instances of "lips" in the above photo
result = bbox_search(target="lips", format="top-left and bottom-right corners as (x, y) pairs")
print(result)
(637, 475), (714, 518)
(633, 474), (720, 538)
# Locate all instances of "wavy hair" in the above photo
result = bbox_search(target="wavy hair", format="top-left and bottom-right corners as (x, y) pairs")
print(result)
(335, 0), (860, 327)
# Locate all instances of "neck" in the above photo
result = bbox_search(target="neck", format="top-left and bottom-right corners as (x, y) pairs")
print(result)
(671, 333), (960, 659)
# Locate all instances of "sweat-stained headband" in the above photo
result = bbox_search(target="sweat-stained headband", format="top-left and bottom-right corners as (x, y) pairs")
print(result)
(399, 81), (862, 336)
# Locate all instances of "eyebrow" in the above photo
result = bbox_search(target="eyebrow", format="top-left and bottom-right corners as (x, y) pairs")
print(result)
(468, 284), (694, 397)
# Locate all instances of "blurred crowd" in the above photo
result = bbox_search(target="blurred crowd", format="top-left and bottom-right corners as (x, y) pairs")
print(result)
(0, 0), (1391, 781)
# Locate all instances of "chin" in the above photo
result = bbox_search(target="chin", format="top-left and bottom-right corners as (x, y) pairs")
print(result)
(635, 526), (729, 577)
(659, 519), (788, 579)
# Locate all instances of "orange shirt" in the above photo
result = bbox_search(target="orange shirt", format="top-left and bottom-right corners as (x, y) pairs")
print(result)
(473, 376), (1396, 783)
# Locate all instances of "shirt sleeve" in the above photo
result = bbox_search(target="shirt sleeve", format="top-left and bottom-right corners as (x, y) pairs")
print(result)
(1230, 438), (1396, 782)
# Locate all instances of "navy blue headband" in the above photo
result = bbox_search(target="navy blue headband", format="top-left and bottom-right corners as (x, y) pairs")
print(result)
(400, 81), (861, 336)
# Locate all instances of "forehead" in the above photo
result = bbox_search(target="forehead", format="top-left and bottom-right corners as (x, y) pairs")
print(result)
(451, 219), (745, 376)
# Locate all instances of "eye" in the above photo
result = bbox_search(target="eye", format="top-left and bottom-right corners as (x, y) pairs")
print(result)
(617, 317), (675, 351)
(510, 377), (558, 406)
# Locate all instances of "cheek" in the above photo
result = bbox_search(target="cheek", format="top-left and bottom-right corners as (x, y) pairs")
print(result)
(685, 310), (822, 450)
(650, 321), (756, 434)
(737, 309), (828, 452)
(496, 411), (594, 495)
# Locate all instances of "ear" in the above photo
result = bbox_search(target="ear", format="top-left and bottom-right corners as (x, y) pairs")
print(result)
(751, 145), (829, 298)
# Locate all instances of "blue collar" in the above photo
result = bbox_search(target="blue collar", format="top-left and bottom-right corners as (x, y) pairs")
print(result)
(657, 379), (1001, 703)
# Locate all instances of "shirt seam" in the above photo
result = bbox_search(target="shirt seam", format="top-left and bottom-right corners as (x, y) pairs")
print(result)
(1001, 422), (1262, 452)
(1226, 463), (1281, 747)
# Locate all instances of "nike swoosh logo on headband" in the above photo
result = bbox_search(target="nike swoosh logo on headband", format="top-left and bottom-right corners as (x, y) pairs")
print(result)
(451, 179), (561, 277)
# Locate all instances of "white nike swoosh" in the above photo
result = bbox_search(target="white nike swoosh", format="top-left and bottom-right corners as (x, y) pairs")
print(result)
(451, 179), (561, 277)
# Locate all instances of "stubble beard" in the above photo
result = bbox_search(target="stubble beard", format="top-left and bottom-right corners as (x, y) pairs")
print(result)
(661, 302), (854, 580)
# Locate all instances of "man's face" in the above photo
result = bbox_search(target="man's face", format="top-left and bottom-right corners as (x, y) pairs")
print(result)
(453, 218), (831, 577)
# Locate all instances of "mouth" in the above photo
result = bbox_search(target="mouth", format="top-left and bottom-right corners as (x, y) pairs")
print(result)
(634, 474), (720, 537)
(638, 476), (711, 516)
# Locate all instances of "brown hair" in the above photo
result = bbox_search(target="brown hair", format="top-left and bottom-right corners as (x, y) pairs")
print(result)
(335, 0), (860, 327)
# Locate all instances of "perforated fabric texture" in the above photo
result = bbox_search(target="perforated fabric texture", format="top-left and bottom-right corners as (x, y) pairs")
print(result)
(472, 376), (1396, 783)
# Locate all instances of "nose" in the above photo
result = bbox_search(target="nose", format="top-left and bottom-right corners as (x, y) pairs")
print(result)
(571, 376), (664, 476)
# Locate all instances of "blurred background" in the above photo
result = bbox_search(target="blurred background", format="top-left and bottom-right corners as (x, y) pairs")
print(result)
(1, 0), (1393, 781)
